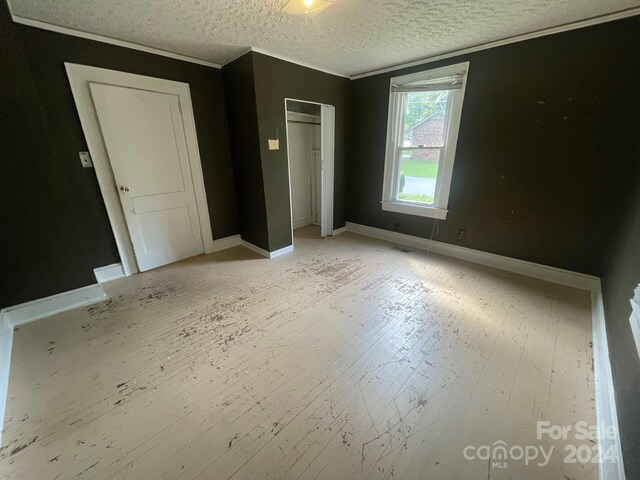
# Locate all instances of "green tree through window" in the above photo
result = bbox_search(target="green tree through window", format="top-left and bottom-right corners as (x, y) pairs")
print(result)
(403, 91), (448, 144)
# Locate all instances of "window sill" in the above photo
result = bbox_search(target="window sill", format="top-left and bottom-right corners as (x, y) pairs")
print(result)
(381, 201), (448, 219)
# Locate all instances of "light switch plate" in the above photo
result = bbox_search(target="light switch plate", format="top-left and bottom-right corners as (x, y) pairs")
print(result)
(268, 139), (279, 150)
(79, 151), (94, 168)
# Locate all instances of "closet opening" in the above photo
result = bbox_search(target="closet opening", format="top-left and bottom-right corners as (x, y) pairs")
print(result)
(284, 99), (335, 241)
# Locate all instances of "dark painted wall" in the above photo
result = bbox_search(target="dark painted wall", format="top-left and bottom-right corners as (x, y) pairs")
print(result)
(347, 16), (640, 276)
(1, 2), (94, 308)
(17, 24), (238, 258)
(601, 168), (640, 477)
(252, 52), (350, 250)
(1, 9), (238, 307)
(222, 54), (269, 250)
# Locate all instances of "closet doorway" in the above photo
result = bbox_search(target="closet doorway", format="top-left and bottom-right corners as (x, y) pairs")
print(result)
(285, 99), (335, 239)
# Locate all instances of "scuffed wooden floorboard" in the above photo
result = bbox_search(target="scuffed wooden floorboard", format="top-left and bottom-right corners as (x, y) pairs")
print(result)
(0, 227), (595, 479)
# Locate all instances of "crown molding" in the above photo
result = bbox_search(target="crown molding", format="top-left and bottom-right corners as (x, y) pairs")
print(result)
(221, 47), (253, 67)
(9, 4), (639, 81)
(351, 7), (640, 79)
(248, 47), (350, 78)
(10, 15), (222, 69)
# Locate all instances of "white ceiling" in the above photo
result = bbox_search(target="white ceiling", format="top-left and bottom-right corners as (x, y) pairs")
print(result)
(10, 0), (640, 76)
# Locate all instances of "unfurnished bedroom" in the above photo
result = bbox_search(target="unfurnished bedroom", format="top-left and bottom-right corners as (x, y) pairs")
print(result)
(1, 1), (639, 479)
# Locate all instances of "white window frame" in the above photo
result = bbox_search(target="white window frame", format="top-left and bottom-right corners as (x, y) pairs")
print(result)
(381, 62), (469, 220)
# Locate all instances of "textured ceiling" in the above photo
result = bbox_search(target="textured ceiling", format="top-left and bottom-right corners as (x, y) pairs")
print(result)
(10, 0), (640, 76)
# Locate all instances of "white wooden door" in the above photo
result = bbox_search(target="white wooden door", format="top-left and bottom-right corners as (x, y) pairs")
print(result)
(320, 105), (335, 237)
(90, 83), (203, 271)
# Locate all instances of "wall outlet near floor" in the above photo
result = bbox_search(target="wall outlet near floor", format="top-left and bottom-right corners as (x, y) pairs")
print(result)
(268, 139), (279, 150)
(458, 228), (466, 239)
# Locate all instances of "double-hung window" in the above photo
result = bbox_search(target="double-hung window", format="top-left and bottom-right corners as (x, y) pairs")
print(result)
(381, 62), (469, 220)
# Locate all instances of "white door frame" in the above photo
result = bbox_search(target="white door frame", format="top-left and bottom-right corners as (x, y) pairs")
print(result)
(66, 63), (214, 276)
(284, 98), (335, 241)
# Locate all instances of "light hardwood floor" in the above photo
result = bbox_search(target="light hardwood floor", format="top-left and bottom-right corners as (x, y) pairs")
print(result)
(0, 227), (596, 479)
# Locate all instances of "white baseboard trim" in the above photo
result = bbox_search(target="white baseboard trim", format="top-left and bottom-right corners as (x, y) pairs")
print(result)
(240, 240), (294, 259)
(211, 234), (242, 252)
(591, 285), (626, 480)
(0, 318), (13, 446)
(0, 284), (107, 327)
(0, 225), (624, 475)
(269, 244), (294, 258)
(345, 221), (623, 478)
(241, 240), (271, 258)
(345, 222), (599, 291)
(293, 217), (313, 230)
(0, 283), (107, 445)
(94, 263), (125, 283)
(331, 226), (347, 236)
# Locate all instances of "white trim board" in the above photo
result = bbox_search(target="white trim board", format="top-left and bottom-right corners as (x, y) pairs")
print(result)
(351, 7), (640, 79)
(345, 222), (598, 291)
(0, 225), (625, 475)
(212, 234), (242, 252)
(240, 240), (294, 259)
(319, 104), (335, 237)
(12, 7), (638, 82)
(283, 98), (297, 250)
(249, 47), (349, 78)
(591, 286), (626, 480)
(630, 284), (640, 360)
(240, 240), (271, 258)
(0, 284), (106, 327)
(269, 244), (295, 259)
(0, 283), (106, 446)
(0, 318), (14, 447)
(65, 63), (216, 275)
(344, 222), (624, 478)
(94, 263), (125, 284)
(222, 47), (253, 67)
(293, 217), (314, 230)
(0, 231), (283, 445)
(10, 16), (221, 69)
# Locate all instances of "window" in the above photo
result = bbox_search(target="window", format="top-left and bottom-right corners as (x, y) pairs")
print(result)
(381, 62), (469, 219)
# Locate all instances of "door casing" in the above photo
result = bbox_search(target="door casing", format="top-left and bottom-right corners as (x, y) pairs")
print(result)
(284, 98), (335, 244)
(66, 63), (214, 276)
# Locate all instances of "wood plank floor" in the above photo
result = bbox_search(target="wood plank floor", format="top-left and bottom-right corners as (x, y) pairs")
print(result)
(0, 226), (596, 479)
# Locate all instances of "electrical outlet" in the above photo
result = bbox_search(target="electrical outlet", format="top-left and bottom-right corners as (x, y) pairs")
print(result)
(268, 139), (279, 150)
(79, 151), (93, 168)
(458, 228), (466, 239)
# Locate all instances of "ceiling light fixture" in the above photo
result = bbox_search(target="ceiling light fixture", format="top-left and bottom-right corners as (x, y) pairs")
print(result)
(282, 0), (334, 17)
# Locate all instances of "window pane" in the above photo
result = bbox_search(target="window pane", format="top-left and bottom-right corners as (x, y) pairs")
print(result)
(402, 91), (449, 148)
(397, 148), (440, 204)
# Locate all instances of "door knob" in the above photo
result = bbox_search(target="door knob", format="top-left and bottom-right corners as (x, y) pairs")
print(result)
(119, 185), (129, 192)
